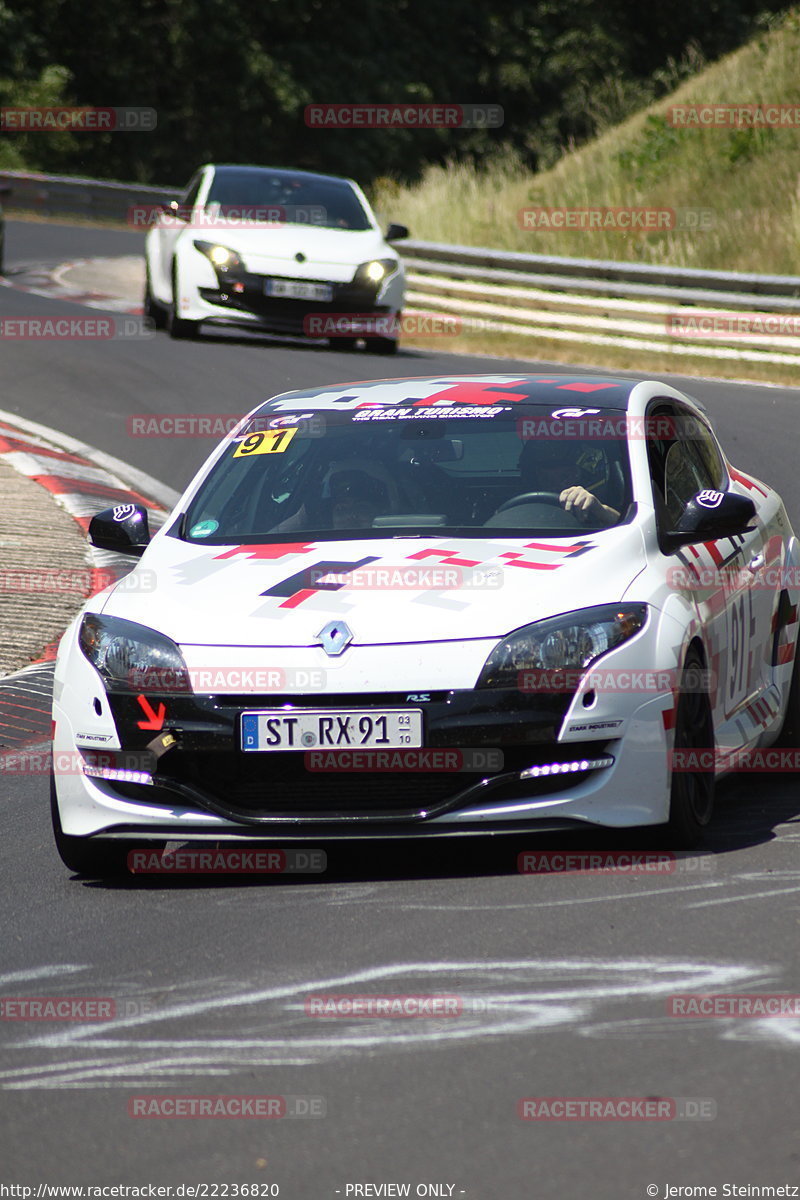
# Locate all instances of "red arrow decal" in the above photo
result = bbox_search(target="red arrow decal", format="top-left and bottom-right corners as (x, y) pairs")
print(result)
(136, 695), (166, 731)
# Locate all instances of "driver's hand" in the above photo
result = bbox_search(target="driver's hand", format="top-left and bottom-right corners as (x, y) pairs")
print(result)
(559, 485), (599, 520)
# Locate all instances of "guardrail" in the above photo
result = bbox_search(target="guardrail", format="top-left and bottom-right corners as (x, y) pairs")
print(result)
(2, 170), (799, 366)
(0, 169), (178, 223)
(402, 241), (800, 367)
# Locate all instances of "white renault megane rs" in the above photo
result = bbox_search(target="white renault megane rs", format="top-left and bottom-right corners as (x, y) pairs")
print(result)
(144, 163), (408, 352)
(51, 375), (800, 874)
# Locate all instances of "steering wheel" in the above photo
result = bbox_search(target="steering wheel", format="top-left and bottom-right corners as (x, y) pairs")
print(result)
(495, 491), (564, 514)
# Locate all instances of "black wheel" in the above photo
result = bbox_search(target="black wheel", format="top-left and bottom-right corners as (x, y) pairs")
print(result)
(167, 262), (201, 340)
(143, 265), (167, 330)
(665, 647), (715, 847)
(50, 774), (133, 878)
(333, 337), (358, 351)
(371, 336), (398, 355)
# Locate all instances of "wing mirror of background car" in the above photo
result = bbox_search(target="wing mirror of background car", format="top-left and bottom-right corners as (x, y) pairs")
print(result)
(88, 504), (151, 557)
(386, 223), (410, 241)
(663, 490), (756, 551)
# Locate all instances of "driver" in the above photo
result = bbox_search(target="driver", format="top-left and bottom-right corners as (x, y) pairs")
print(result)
(518, 439), (620, 526)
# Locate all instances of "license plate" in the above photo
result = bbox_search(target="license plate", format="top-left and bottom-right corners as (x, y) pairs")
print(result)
(264, 279), (333, 302)
(241, 708), (423, 752)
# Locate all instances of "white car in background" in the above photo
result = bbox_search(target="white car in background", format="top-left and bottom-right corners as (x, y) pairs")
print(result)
(144, 163), (408, 353)
(51, 374), (800, 876)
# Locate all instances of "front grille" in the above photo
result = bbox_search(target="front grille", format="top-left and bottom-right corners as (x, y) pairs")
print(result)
(112, 742), (610, 821)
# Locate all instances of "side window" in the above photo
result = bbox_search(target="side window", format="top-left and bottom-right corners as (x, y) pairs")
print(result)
(646, 401), (727, 534)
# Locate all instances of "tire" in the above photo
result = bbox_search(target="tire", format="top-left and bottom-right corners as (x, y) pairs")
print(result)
(167, 261), (201, 340)
(333, 337), (358, 351)
(50, 774), (133, 878)
(143, 266), (167, 330)
(664, 647), (715, 847)
(371, 336), (398, 356)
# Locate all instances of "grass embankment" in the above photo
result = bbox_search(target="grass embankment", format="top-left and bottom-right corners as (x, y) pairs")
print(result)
(375, 10), (800, 381)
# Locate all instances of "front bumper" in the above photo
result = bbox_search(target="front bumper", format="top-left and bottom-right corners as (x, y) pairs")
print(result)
(194, 269), (400, 338)
(52, 683), (671, 840)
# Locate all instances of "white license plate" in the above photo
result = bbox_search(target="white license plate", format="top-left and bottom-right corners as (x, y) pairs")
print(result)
(241, 708), (423, 752)
(264, 279), (333, 301)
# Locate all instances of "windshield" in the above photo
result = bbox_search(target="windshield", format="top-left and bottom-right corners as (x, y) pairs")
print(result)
(204, 169), (372, 231)
(181, 406), (633, 544)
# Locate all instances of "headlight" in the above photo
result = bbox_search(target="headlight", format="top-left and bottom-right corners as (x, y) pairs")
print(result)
(79, 614), (190, 694)
(352, 258), (398, 288)
(476, 604), (648, 690)
(194, 240), (244, 272)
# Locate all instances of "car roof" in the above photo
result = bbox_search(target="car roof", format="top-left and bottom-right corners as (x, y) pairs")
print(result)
(207, 164), (356, 187)
(253, 375), (661, 416)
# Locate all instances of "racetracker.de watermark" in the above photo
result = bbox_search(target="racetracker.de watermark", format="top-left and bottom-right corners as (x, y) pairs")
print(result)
(127, 848), (327, 875)
(667, 563), (800, 590)
(304, 748), (504, 773)
(516, 412), (706, 441)
(666, 103), (800, 127)
(304, 103), (503, 128)
(125, 666), (328, 694)
(517, 1097), (716, 1121)
(517, 667), (715, 694)
(127, 204), (328, 229)
(666, 312), (800, 340)
(128, 1095), (325, 1118)
(126, 413), (324, 437)
(304, 313), (464, 339)
(0, 568), (156, 595)
(0, 997), (115, 1020)
(0, 317), (153, 340)
(518, 207), (714, 232)
(670, 748), (800, 772)
(303, 564), (502, 591)
(0, 106), (156, 131)
(667, 994), (800, 1017)
(517, 851), (715, 875)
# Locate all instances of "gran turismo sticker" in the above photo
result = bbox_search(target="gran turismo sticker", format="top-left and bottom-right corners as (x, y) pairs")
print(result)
(353, 405), (511, 422)
(696, 489), (724, 508)
(551, 407), (602, 419)
(190, 519), (219, 537)
(233, 427), (298, 457)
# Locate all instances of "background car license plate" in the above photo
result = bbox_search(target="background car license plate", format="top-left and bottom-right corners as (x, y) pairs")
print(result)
(264, 279), (333, 301)
(241, 708), (423, 752)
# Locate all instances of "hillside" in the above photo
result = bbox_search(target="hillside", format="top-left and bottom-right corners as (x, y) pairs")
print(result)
(374, 9), (800, 276)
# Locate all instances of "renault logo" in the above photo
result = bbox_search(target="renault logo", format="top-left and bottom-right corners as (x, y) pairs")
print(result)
(316, 620), (353, 657)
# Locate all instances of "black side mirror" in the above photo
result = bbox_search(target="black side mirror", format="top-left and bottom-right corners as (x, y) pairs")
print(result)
(386, 223), (409, 242)
(89, 504), (151, 557)
(663, 490), (756, 551)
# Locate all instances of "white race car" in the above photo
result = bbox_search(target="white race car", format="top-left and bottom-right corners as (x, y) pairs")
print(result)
(144, 164), (408, 352)
(51, 375), (800, 875)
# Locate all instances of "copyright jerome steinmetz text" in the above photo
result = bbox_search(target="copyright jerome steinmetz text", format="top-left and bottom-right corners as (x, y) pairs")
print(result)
(647, 1187), (800, 1197)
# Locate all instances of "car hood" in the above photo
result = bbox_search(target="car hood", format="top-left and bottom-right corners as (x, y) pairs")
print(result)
(180, 223), (391, 269)
(100, 527), (647, 648)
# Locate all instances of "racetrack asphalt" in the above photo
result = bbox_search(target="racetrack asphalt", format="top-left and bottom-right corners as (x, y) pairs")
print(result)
(2, 218), (800, 1197)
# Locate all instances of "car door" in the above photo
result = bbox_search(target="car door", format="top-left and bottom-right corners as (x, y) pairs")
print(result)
(151, 170), (205, 300)
(647, 400), (778, 753)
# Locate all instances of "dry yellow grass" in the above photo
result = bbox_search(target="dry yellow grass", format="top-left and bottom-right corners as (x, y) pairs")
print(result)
(375, 10), (800, 275)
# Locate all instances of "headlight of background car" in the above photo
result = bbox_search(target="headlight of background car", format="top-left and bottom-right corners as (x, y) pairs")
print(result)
(194, 240), (244, 273)
(79, 614), (190, 695)
(476, 604), (648, 690)
(352, 258), (398, 289)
